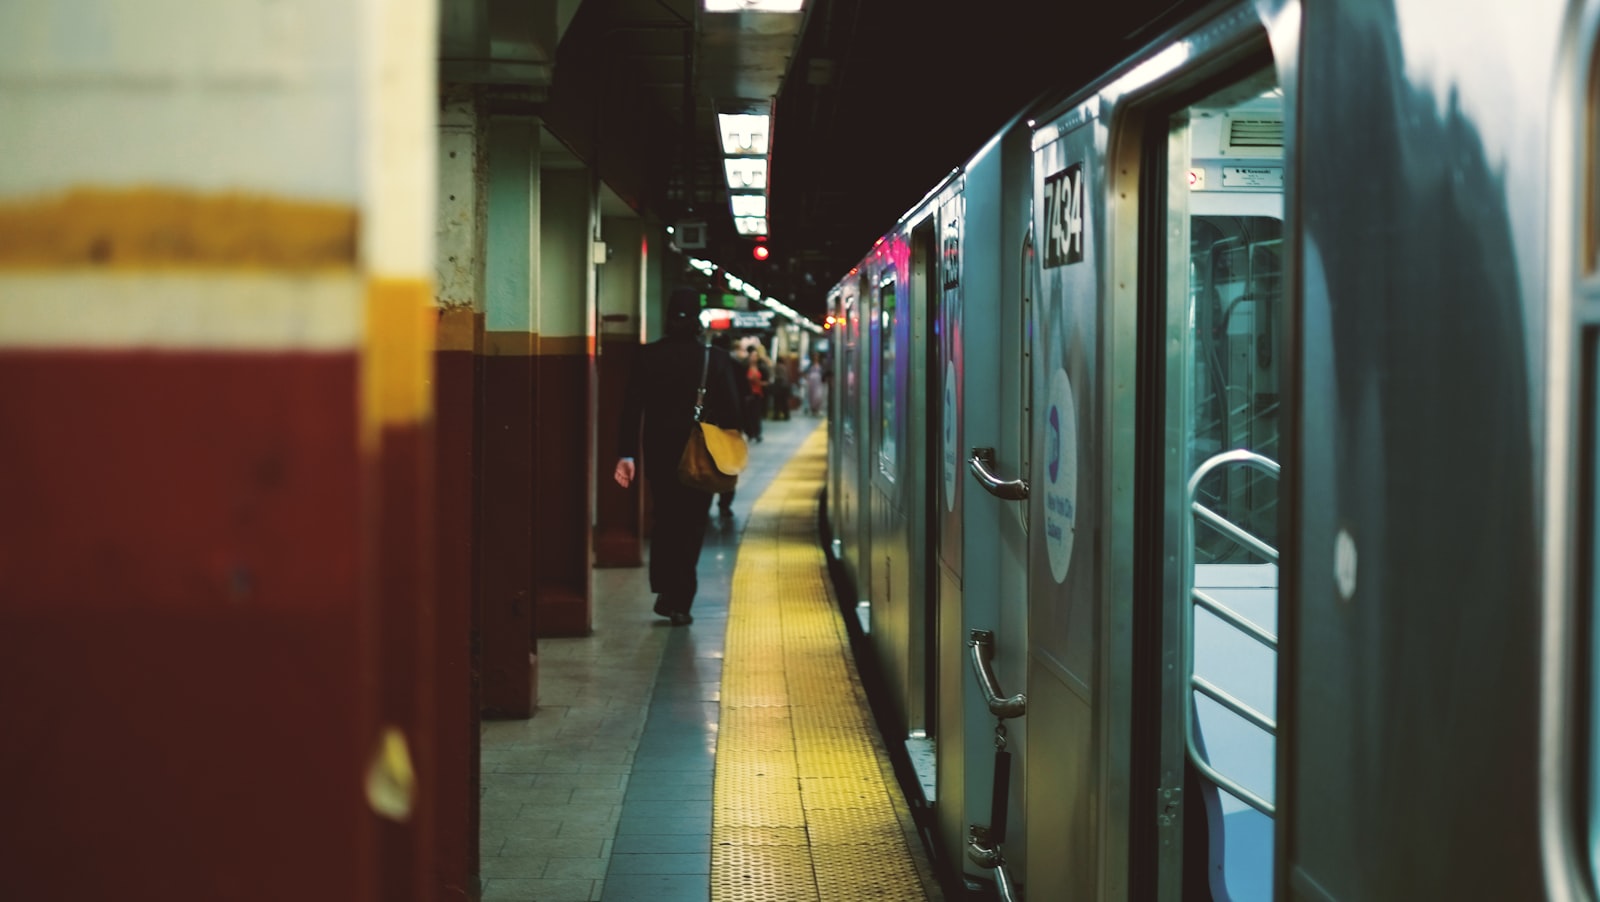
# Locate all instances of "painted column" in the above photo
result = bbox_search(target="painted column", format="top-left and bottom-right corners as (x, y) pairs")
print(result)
(594, 217), (648, 568)
(0, 1), (439, 899)
(480, 113), (539, 717)
(533, 165), (597, 637)
(433, 84), (486, 897)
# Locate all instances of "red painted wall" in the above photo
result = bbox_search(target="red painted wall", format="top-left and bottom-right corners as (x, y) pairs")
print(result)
(0, 352), (378, 900)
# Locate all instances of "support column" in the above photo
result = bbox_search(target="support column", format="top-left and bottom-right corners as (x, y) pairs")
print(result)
(0, 1), (438, 899)
(480, 113), (539, 717)
(534, 164), (597, 636)
(594, 216), (648, 568)
(432, 84), (487, 898)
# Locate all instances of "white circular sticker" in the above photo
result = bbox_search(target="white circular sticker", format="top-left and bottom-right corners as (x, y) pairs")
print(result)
(1334, 528), (1358, 601)
(943, 362), (958, 512)
(1043, 368), (1078, 583)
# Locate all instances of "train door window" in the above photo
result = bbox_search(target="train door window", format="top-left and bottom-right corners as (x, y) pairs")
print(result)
(843, 286), (858, 447)
(1165, 69), (1283, 902)
(879, 276), (899, 480)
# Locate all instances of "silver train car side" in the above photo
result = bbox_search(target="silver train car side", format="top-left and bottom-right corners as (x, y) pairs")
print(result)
(822, 0), (1600, 898)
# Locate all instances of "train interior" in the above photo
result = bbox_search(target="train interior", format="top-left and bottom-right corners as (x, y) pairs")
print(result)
(1174, 70), (1283, 901)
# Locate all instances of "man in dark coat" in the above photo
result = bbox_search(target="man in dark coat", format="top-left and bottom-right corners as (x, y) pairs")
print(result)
(612, 287), (743, 624)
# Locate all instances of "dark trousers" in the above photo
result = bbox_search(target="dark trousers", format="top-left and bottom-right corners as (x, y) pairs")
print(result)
(648, 475), (711, 612)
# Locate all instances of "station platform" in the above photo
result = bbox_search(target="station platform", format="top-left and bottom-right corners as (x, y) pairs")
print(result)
(479, 417), (944, 902)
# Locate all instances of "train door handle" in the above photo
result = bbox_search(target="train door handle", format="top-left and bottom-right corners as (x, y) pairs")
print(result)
(968, 629), (1027, 719)
(968, 447), (1029, 501)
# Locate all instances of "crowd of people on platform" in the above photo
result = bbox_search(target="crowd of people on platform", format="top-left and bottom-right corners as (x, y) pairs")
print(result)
(719, 334), (830, 440)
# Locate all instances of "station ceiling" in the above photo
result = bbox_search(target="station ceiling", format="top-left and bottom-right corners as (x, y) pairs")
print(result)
(467, 0), (1208, 321)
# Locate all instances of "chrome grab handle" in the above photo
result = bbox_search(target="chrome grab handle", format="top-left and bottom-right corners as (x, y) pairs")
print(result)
(1182, 449), (1281, 816)
(967, 827), (1021, 902)
(969, 447), (1029, 500)
(968, 629), (1026, 719)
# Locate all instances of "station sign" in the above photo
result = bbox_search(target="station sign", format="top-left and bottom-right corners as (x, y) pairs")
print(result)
(730, 310), (775, 329)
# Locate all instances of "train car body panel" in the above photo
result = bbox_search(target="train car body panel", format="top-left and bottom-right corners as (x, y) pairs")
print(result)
(953, 128), (1036, 886)
(1025, 103), (1109, 901)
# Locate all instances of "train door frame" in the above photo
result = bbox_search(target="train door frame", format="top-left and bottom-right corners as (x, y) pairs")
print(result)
(1545, 2), (1600, 895)
(827, 287), (844, 563)
(1120, 21), (1292, 902)
(909, 218), (940, 748)
(1082, 5), (1292, 899)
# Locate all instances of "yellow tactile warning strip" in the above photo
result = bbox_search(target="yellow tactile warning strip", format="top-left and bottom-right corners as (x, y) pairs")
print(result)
(714, 428), (938, 901)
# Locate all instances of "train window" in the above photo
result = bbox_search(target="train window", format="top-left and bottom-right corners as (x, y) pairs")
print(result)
(1168, 70), (1283, 902)
(879, 277), (898, 479)
(1188, 216), (1282, 557)
(842, 288), (858, 446)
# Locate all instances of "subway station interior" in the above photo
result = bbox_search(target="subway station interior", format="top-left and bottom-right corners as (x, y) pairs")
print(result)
(0, 1), (1195, 899)
(13, 0), (1590, 901)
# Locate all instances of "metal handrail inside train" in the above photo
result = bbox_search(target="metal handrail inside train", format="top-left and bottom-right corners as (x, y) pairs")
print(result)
(1183, 449), (1281, 817)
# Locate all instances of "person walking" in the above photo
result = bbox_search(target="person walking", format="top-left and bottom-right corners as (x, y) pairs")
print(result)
(612, 287), (743, 625)
(741, 339), (769, 442)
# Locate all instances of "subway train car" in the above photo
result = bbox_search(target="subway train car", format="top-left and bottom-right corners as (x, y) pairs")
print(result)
(824, 0), (1599, 898)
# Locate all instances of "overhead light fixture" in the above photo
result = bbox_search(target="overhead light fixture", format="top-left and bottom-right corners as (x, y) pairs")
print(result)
(729, 194), (767, 218)
(718, 113), (769, 155)
(704, 0), (804, 12)
(724, 159), (767, 190)
(733, 216), (768, 236)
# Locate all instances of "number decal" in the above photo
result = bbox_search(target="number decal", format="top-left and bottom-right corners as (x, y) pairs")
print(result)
(1043, 163), (1086, 268)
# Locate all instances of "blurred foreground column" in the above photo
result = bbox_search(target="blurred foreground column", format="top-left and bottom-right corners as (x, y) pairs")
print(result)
(0, 2), (441, 899)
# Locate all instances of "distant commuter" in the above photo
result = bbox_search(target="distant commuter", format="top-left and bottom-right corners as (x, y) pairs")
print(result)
(804, 353), (827, 416)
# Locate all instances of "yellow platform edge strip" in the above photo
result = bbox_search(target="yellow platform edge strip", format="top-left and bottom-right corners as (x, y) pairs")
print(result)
(713, 428), (939, 902)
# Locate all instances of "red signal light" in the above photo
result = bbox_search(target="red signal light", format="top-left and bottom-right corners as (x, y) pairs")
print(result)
(752, 245), (770, 261)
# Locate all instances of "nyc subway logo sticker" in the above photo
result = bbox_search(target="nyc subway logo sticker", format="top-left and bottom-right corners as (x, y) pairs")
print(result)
(1043, 163), (1086, 268)
(1043, 367), (1078, 583)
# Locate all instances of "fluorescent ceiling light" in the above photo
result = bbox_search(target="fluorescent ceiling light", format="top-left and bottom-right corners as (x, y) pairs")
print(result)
(733, 216), (768, 236)
(718, 113), (769, 155)
(705, 0), (804, 11)
(729, 194), (767, 218)
(724, 159), (767, 190)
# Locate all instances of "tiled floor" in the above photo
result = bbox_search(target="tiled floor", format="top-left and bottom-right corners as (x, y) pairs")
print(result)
(479, 416), (824, 902)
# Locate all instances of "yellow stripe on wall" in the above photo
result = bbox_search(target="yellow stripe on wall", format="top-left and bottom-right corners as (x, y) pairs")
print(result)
(536, 335), (593, 357)
(0, 188), (358, 269)
(364, 277), (436, 446)
(437, 307), (481, 354)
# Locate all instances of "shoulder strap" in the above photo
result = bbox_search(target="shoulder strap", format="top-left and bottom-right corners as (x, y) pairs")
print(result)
(693, 340), (711, 423)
